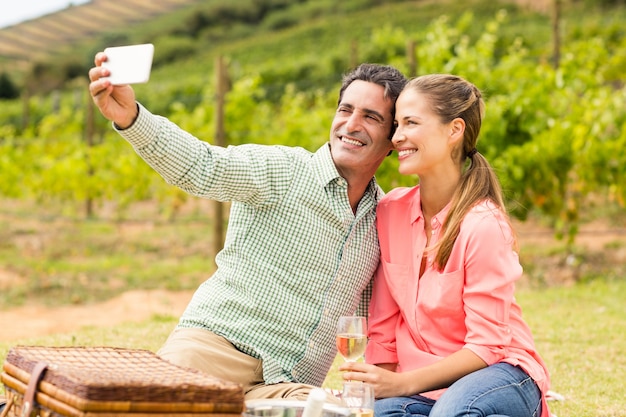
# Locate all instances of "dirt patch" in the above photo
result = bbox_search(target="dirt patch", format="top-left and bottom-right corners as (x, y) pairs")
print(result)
(512, 0), (552, 13)
(0, 289), (193, 343)
(514, 217), (626, 287)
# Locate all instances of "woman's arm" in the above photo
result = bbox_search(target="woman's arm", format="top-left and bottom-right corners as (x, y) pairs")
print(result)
(340, 348), (486, 398)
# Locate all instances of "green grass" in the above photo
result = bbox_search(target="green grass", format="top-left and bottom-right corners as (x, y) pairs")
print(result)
(1, 280), (624, 416)
(1, 196), (625, 415)
(0, 199), (216, 309)
(517, 280), (626, 416)
(2, 200), (626, 417)
(0, 314), (178, 357)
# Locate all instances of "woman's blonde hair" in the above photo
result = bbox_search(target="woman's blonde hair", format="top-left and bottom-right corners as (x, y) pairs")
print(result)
(406, 74), (515, 270)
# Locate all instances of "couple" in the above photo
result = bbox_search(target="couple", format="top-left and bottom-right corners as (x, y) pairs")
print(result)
(89, 56), (550, 417)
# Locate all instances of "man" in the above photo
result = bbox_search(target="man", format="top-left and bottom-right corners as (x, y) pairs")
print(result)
(88, 55), (406, 401)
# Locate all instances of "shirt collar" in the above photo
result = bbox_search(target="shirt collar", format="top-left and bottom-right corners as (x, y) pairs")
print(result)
(310, 143), (383, 207)
(311, 143), (341, 186)
(409, 185), (452, 226)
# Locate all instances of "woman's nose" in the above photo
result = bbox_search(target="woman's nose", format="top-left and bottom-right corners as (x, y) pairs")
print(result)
(391, 130), (404, 145)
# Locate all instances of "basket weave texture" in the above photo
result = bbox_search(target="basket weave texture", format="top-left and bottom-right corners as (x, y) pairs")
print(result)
(1, 345), (244, 416)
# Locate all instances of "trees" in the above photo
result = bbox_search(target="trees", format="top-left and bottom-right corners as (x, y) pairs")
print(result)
(0, 72), (18, 100)
(0, 7), (624, 246)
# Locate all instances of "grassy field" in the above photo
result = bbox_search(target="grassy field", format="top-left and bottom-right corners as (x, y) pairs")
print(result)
(1, 199), (625, 416)
(1, 280), (624, 416)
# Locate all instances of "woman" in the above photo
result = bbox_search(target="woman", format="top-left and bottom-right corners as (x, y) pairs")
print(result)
(339, 74), (550, 417)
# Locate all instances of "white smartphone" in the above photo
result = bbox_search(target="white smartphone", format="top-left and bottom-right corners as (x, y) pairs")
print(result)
(102, 43), (154, 85)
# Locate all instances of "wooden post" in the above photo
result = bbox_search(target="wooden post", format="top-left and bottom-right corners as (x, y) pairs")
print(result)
(552, 0), (561, 69)
(21, 88), (30, 130)
(406, 39), (417, 78)
(84, 87), (96, 218)
(51, 90), (61, 113)
(350, 39), (359, 69)
(213, 56), (229, 263)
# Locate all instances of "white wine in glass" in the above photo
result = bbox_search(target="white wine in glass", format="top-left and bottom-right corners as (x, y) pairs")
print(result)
(336, 316), (367, 362)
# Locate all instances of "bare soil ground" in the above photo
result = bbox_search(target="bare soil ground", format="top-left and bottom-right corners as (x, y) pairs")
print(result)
(0, 289), (194, 343)
(1, 215), (625, 344)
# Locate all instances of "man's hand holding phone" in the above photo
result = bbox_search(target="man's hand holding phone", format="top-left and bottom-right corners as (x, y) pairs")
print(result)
(101, 43), (154, 85)
(88, 44), (154, 129)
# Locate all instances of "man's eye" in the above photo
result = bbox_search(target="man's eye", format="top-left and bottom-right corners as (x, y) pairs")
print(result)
(365, 114), (383, 123)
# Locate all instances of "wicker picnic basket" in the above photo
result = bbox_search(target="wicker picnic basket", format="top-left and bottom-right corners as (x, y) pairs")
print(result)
(0, 345), (244, 417)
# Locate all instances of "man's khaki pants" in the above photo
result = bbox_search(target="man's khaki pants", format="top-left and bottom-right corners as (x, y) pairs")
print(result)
(157, 328), (341, 404)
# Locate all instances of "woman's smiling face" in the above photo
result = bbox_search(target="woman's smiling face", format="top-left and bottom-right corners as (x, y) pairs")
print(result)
(391, 89), (454, 177)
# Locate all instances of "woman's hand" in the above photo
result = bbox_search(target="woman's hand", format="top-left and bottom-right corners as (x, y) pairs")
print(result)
(339, 361), (412, 398)
(88, 52), (138, 129)
(341, 349), (489, 400)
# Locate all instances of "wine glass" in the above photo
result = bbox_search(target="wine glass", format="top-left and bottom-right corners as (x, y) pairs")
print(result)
(341, 381), (375, 417)
(336, 316), (367, 362)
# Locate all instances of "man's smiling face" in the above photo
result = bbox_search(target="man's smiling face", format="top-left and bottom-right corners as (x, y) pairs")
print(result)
(329, 80), (394, 179)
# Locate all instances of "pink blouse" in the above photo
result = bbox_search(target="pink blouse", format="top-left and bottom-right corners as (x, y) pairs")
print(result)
(366, 186), (550, 417)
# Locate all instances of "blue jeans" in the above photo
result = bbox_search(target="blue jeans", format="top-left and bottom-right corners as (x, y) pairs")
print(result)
(375, 363), (542, 417)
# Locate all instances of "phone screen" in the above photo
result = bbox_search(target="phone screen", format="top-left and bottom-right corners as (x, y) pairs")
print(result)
(102, 43), (154, 85)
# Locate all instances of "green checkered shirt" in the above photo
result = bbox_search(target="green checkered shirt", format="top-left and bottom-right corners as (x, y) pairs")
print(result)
(117, 104), (382, 386)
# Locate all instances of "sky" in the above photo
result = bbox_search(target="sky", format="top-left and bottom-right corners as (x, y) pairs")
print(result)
(0, 0), (91, 29)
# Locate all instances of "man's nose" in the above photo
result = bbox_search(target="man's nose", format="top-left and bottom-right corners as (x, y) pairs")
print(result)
(345, 113), (362, 132)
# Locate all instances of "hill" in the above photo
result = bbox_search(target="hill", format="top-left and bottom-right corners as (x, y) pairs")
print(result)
(0, 0), (201, 66)
(0, 0), (560, 91)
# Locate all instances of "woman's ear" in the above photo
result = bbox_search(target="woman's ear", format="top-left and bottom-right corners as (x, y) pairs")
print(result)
(449, 118), (465, 144)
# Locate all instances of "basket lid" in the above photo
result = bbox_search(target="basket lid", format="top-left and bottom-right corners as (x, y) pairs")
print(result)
(3, 345), (244, 407)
